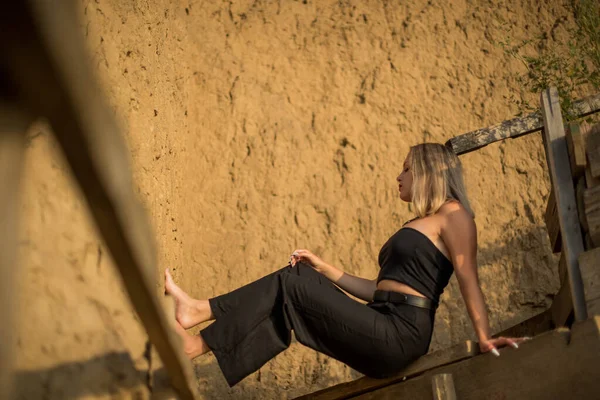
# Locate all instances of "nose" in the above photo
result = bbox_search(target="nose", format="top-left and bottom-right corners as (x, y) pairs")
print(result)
(396, 175), (401, 182)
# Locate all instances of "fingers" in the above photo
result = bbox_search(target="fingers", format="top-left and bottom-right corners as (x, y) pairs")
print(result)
(290, 249), (309, 260)
(495, 337), (518, 349)
(494, 337), (516, 350)
(289, 249), (308, 266)
(486, 336), (533, 356)
(289, 249), (323, 269)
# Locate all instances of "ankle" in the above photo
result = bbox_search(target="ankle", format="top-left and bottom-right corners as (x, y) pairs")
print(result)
(196, 300), (214, 321)
(184, 335), (208, 359)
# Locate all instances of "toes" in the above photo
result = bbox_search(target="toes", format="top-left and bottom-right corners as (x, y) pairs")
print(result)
(165, 269), (175, 286)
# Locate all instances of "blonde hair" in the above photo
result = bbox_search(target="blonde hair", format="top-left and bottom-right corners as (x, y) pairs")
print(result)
(409, 143), (474, 218)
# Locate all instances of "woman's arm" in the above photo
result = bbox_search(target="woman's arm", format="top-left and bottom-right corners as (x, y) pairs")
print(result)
(290, 249), (377, 302)
(440, 205), (491, 343)
(322, 263), (378, 302)
(441, 203), (526, 354)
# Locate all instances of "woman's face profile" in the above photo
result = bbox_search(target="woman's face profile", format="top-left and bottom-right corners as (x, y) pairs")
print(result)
(397, 155), (413, 202)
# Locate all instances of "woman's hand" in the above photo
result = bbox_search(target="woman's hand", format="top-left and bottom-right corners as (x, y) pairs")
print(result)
(290, 249), (327, 273)
(479, 336), (531, 356)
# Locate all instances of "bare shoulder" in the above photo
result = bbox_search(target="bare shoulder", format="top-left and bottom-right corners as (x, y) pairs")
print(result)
(438, 201), (476, 232)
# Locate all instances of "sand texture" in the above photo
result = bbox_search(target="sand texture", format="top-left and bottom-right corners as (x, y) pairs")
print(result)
(13, 0), (579, 398)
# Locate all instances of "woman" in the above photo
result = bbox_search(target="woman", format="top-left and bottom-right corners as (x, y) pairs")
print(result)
(164, 143), (527, 387)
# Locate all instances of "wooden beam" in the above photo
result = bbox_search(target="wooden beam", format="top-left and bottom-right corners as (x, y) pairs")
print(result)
(585, 164), (600, 188)
(0, 106), (29, 400)
(0, 2), (199, 398)
(445, 93), (600, 155)
(294, 341), (478, 400)
(576, 177), (588, 234)
(583, 185), (600, 247)
(566, 122), (586, 178)
(586, 124), (600, 179)
(545, 190), (562, 253)
(580, 121), (597, 191)
(541, 87), (588, 322)
(579, 248), (600, 316)
(431, 374), (456, 400)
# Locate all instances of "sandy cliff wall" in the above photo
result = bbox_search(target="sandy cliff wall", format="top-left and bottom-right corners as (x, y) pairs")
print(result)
(14, 0), (577, 398)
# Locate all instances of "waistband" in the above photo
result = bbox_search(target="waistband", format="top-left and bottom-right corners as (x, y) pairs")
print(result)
(373, 290), (438, 310)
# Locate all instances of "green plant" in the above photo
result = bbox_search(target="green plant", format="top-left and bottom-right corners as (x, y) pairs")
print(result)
(497, 0), (600, 121)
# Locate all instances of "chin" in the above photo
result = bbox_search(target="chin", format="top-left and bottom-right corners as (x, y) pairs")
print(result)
(399, 193), (411, 202)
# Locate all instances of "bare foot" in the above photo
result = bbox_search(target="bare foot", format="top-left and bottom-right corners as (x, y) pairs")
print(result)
(173, 320), (208, 360)
(164, 268), (210, 328)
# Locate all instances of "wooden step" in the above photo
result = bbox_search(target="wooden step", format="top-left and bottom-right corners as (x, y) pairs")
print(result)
(352, 317), (600, 400)
(294, 341), (478, 400)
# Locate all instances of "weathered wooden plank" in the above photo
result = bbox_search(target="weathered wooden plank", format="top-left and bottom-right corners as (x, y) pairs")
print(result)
(445, 93), (600, 155)
(566, 122), (586, 178)
(294, 341), (478, 400)
(585, 163), (600, 188)
(576, 177), (588, 234)
(541, 87), (588, 322)
(0, 2), (199, 398)
(579, 249), (600, 309)
(545, 190), (562, 253)
(587, 297), (600, 316)
(431, 374), (456, 400)
(584, 232), (594, 250)
(356, 319), (600, 400)
(586, 124), (600, 178)
(0, 107), (29, 400)
(583, 185), (600, 248)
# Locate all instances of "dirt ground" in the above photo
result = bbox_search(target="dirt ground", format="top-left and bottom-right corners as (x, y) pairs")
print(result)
(13, 0), (580, 398)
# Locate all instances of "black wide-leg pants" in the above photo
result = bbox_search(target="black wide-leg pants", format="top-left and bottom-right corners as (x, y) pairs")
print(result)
(200, 263), (435, 387)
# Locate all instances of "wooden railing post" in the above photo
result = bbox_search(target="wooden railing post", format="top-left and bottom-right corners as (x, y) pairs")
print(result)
(540, 87), (588, 322)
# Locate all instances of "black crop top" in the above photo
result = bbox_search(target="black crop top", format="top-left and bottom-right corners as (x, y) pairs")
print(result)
(377, 227), (454, 303)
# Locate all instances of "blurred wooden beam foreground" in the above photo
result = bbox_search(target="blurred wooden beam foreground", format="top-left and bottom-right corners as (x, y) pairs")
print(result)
(0, 2), (198, 399)
(0, 105), (30, 400)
